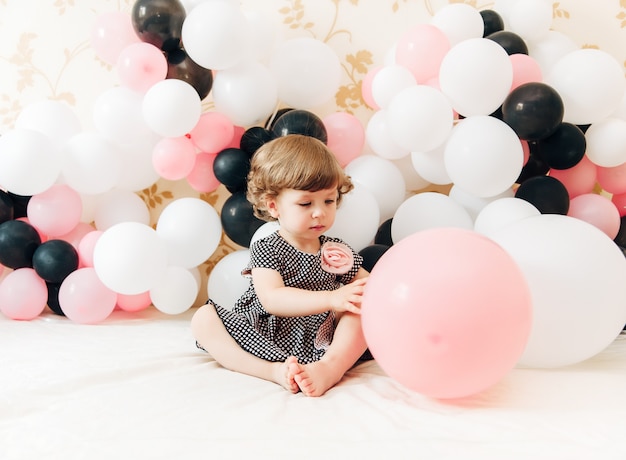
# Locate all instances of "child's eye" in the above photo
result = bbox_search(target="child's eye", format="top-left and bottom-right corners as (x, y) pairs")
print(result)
(298, 202), (311, 207)
(325, 199), (336, 205)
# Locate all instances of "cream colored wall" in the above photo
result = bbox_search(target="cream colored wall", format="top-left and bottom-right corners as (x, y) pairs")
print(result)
(0, 0), (624, 307)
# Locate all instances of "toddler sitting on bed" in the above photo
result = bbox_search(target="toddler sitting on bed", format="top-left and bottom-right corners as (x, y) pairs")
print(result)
(191, 134), (369, 397)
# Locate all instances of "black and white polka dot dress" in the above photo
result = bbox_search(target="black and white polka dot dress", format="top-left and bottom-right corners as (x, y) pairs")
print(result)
(207, 232), (363, 364)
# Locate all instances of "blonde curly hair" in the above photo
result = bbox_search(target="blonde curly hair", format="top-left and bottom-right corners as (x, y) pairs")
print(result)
(246, 134), (354, 221)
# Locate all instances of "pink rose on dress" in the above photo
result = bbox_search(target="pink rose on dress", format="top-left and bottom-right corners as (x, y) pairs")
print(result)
(320, 241), (354, 275)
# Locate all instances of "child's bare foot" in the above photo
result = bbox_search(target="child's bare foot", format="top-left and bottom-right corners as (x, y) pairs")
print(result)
(294, 360), (345, 397)
(272, 356), (302, 394)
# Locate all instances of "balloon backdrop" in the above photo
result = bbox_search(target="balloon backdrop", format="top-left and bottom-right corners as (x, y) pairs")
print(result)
(361, 227), (532, 399)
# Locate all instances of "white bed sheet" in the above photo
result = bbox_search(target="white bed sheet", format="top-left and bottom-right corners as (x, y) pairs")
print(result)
(1, 308), (625, 460)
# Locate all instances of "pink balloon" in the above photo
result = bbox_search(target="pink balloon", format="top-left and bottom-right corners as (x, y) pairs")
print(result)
(0, 268), (47, 320)
(117, 291), (152, 312)
(361, 66), (381, 110)
(117, 42), (168, 93)
(57, 222), (96, 249)
(91, 11), (140, 65)
(58, 267), (117, 324)
(186, 152), (221, 193)
(611, 192), (626, 217)
(323, 112), (365, 167)
(189, 112), (235, 153)
(568, 193), (620, 239)
(152, 136), (197, 180)
(27, 184), (83, 237)
(395, 24), (450, 84)
(361, 228), (532, 399)
(548, 155), (597, 199)
(521, 139), (530, 165)
(596, 163), (626, 195)
(509, 53), (543, 91)
(16, 217), (47, 243)
(77, 230), (103, 268)
(225, 125), (245, 149)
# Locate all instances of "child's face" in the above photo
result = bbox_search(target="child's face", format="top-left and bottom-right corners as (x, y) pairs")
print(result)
(266, 187), (339, 243)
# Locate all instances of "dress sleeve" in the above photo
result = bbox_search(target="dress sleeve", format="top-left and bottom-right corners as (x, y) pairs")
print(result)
(247, 237), (284, 273)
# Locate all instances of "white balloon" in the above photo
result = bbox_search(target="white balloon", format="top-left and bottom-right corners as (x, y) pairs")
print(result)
(270, 37), (341, 109)
(15, 100), (82, 152)
(449, 185), (514, 222)
(115, 130), (161, 192)
(410, 145), (451, 185)
(207, 249), (251, 310)
(527, 30), (578, 75)
(546, 49), (626, 125)
(365, 110), (410, 160)
(345, 155), (406, 222)
(212, 60), (278, 127)
(250, 221), (280, 246)
(93, 188), (150, 231)
(439, 38), (513, 117)
(93, 222), (168, 295)
(60, 131), (122, 195)
(491, 214), (626, 368)
(444, 116), (524, 197)
(329, 185), (380, 252)
(508, 0), (552, 42)
(150, 266), (199, 315)
(156, 197), (222, 269)
(181, 0), (251, 70)
(474, 197), (540, 237)
(0, 128), (60, 196)
(391, 192), (473, 243)
(142, 79), (201, 138)
(584, 118), (626, 167)
(387, 85), (454, 153)
(431, 3), (484, 46)
(391, 155), (431, 192)
(371, 65), (416, 109)
(93, 86), (152, 145)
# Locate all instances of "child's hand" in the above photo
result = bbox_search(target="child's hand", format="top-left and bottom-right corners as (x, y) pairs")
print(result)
(329, 277), (368, 314)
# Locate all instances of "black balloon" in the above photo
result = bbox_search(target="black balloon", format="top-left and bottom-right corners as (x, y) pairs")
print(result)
(0, 219), (41, 269)
(480, 10), (504, 37)
(265, 108), (294, 130)
(213, 148), (251, 192)
(533, 123), (586, 170)
(515, 175), (569, 215)
(271, 109), (328, 144)
(502, 82), (564, 141)
(46, 282), (65, 316)
(221, 191), (265, 248)
(359, 244), (390, 273)
(614, 216), (626, 248)
(486, 30), (528, 55)
(8, 192), (30, 219)
(0, 191), (14, 225)
(167, 48), (213, 99)
(131, 0), (186, 52)
(516, 149), (550, 184)
(240, 127), (273, 155)
(374, 218), (393, 246)
(32, 239), (79, 284)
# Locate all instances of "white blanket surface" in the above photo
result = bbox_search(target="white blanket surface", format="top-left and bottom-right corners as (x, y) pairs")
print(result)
(1, 309), (625, 460)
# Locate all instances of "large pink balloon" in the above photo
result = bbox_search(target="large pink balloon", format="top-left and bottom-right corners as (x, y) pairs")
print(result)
(91, 11), (140, 65)
(152, 136), (197, 180)
(548, 155), (597, 199)
(0, 268), (48, 320)
(117, 42), (168, 93)
(361, 227), (532, 399)
(59, 267), (117, 324)
(186, 152), (221, 193)
(568, 193), (620, 239)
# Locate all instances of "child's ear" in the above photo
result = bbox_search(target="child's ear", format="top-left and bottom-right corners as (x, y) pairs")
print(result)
(266, 199), (279, 219)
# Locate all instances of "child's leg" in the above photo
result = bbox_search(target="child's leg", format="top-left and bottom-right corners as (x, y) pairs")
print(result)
(191, 304), (302, 393)
(294, 312), (367, 397)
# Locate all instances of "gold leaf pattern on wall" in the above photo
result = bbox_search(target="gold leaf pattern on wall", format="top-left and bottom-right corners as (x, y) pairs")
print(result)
(54, 0), (76, 15)
(336, 50), (373, 113)
(139, 183), (174, 210)
(553, 2), (570, 19)
(279, 0), (314, 32)
(618, 10), (626, 28)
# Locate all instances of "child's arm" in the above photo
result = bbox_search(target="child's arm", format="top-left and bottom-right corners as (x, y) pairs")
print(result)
(252, 267), (368, 317)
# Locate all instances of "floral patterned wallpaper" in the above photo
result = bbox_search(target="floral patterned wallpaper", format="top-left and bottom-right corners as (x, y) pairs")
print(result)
(0, 0), (624, 307)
